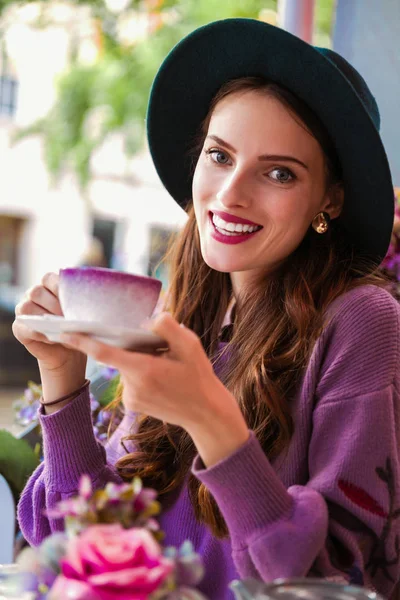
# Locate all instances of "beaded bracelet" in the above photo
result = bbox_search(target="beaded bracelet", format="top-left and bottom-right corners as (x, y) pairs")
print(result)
(39, 379), (90, 407)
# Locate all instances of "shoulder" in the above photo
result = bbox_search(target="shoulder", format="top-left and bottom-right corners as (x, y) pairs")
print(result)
(314, 285), (400, 399)
(325, 284), (400, 336)
(327, 283), (399, 315)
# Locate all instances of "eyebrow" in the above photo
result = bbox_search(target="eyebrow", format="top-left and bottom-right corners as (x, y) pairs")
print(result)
(207, 135), (309, 171)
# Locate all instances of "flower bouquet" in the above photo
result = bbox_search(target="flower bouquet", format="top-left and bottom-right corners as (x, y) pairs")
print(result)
(9, 476), (208, 600)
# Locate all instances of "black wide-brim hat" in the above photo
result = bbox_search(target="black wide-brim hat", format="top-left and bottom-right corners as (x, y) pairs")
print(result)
(147, 18), (394, 263)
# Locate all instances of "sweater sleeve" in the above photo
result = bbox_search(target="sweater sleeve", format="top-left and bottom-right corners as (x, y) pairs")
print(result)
(192, 286), (400, 598)
(17, 387), (133, 547)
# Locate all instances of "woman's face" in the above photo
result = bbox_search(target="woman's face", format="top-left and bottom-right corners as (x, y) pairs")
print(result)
(192, 89), (342, 292)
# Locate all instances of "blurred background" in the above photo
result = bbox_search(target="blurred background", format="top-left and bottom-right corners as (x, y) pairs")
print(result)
(0, 0), (399, 428)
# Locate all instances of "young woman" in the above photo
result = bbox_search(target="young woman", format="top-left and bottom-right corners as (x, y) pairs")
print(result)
(13, 19), (400, 600)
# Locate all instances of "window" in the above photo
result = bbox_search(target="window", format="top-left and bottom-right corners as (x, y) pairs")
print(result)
(79, 218), (117, 268)
(0, 45), (18, 117)
(0, 75), (18, 117)
(0, 215), (24, 285)
(148, 226), (175, 289)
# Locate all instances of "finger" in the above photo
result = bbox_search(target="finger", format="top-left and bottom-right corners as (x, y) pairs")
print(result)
(41, 272), (60, 297)
(12, 321), (58, 345)
(26, 285), (63, 316)
(15, 298), (52, 317)
(146, 312), (204, 361)
(59, 333), (153, 371)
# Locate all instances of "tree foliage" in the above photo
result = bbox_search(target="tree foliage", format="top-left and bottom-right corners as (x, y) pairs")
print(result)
(7, 0), (334, 187)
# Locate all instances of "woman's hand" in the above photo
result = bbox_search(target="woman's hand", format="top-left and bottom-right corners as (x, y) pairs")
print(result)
(60, 312), (249, 466)
(13, 272), (87, 404)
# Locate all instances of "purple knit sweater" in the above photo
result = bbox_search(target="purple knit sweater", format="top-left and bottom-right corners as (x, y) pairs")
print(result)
(18, 285), (400, 599)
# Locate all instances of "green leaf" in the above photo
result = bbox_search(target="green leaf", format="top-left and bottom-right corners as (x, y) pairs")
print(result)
(99, 374), (121, 407)
(8, 0), (341, 190)
(0, 430), (40, 502)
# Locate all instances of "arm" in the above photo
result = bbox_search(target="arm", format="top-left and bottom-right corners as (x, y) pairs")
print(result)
(192, 286), (400, 597)
(193, 385), (399, 594)
(17, 387), (134, 546)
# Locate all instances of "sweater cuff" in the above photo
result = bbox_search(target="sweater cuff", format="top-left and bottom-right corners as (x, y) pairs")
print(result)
(39, 387), (107, 490)
(192, 430), (293, 545)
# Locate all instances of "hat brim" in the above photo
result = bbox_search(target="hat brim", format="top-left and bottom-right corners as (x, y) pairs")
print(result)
(147, 18), (394, 262)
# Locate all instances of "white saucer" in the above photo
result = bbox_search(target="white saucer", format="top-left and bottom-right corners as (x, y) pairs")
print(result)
(16, 315), (168, 353)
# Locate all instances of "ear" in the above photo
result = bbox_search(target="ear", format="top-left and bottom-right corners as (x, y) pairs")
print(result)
(322, 183), (344, 220)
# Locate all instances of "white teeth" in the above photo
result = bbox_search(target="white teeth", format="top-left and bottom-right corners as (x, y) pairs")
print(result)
(215, 226), (238, 236)
(212, 214), (260, 234)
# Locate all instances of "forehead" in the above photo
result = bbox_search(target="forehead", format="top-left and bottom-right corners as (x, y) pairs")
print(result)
(208, 89), (321, 157)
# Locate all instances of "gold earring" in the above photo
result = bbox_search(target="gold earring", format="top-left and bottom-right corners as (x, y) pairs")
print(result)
(312, 211), (330, 234)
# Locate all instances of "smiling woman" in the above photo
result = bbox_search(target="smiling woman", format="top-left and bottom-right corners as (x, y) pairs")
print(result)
(14, 17), (400, 600)
(191, 79), (344, 286)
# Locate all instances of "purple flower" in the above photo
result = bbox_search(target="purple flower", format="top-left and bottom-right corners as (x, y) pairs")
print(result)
(15, 402), (40, 426)
(24, 388), (35, 403)
(13, 382), (43, 426)
(90, 394), (100, 412)
(133, 487), (158, 513)
(101, 366), (118, 380)
(79, 475), (92, 500)
(18, 571), (44, 596)
(46, 495), (88, 520)
(16, 538), (67, 598)
(97, 432), (108, 443)
(96, 410), (112, 426)
(45, 475), (162, 533)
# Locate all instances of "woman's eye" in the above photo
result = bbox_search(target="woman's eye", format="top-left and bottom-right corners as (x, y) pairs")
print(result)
(206, 149), (231, 165)
(269, 168), (295, 183)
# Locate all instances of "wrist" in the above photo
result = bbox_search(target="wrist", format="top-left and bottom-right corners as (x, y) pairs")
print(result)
(188, 414), (249, 468)
(39, 365), (87, 409)
(40, 379), (90, 414)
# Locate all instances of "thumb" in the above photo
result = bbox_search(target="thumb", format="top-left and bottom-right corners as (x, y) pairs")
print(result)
(145, 312), (203, 361)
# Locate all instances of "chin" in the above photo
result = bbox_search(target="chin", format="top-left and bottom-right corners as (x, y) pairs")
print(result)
(201, 252), (244, 274)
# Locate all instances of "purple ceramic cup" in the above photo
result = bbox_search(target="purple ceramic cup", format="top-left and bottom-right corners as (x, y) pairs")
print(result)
(59, 267), (162, 328)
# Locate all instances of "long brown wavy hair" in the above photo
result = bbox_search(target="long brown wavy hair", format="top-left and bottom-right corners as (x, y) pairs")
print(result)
(108, 77), (388, 538)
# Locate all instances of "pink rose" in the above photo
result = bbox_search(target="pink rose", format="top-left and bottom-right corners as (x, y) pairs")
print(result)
(50, 524), (174, 600)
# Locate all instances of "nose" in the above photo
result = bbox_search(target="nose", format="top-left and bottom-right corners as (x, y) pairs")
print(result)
(216, 168), (252, 209)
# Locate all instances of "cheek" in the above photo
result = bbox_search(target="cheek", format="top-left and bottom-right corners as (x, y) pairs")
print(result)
(270, 186), (321, 227)
(192, 162), (217, 225)
(192, 161), (205, 200)
(192, 160), (201, 193)
(192, 160), (210, 200)
(192, 168), (204, 224)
